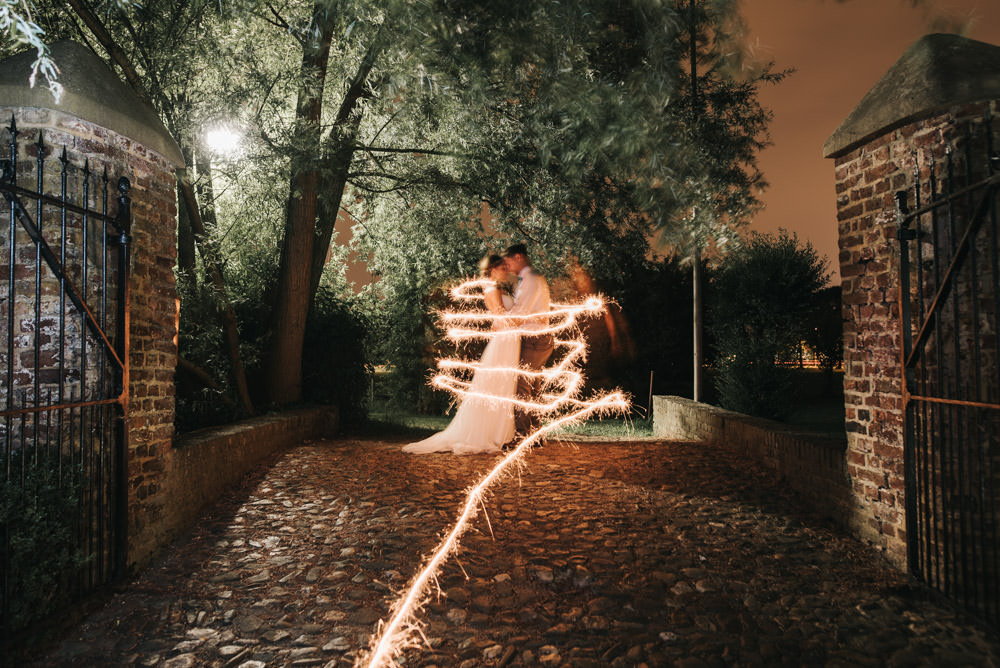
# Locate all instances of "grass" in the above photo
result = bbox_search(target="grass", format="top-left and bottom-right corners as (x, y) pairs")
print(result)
(554, 416), (653, 438)
(364, 407), (652, 439)
(362, 367), (845, 440)
(364, 411), (449, 434)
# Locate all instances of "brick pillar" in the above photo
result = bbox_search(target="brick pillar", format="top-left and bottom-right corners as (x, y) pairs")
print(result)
(0, 40), (184, 567)
(824, 34), (1000, 567)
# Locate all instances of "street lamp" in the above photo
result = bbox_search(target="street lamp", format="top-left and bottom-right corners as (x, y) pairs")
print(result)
(204, 125), (242, 157)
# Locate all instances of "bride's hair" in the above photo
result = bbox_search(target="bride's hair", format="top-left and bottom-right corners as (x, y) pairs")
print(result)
(479, 254), (504, 276)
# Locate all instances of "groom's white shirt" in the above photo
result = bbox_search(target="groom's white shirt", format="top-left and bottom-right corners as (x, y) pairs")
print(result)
(510, 265), (550, 332)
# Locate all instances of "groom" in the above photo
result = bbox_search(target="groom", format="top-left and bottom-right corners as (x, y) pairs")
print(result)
(503, 243), (554, 439)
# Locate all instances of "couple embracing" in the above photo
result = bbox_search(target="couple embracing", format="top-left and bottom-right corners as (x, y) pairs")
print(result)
(403, 244), (553, 455)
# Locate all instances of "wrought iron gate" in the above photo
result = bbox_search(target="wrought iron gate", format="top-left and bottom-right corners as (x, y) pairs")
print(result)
(1, 116), (131, 636)
(896, 109), (1000, 628)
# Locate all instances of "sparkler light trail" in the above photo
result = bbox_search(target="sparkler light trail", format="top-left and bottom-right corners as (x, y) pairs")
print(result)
(358, 277), (629, 668)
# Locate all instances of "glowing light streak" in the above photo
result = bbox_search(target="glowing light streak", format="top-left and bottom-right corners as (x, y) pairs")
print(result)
(358, 277), (629, 668)
(361, 393), (627, 668)
(442, 298), (605, 341)
(433, 338), (590, 413)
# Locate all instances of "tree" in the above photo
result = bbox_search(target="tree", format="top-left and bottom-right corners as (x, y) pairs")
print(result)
(27, 0), (786, 415)
(707, 230), (829, 419)
(30, 0), (260, 417)
(657, 0), (789, 403)
(805, 285), (844, 390)
(346, 1), (790, 408)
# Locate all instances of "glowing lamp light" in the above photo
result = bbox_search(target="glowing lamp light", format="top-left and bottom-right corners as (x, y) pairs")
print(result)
(204, 125), (242, 156)
(359, 276), (629, 668)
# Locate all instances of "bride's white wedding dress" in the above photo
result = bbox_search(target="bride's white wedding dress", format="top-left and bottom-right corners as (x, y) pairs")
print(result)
(403, 290), (517, 455)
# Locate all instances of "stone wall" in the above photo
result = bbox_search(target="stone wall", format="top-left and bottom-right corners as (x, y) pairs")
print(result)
(829, 103), (997, 566)
(0, 41), (186, 570)
(653, 396), (851, 525)
(0, 100), (181, 545)
(129, 406), (339, 568)
(823, 33), (1000, 567)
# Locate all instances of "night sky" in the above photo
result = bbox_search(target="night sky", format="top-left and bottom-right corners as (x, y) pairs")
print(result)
(742, 0), (1000, 283)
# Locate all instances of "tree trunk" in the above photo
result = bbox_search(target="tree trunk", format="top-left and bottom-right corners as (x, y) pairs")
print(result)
(309, 129), (358, 300)
(265, 5), (335, 405)
(176, 169), (255, 416)
(308, 29), (385, 301)
(692, 245), (704, 402)
(176, 181), (196, 276)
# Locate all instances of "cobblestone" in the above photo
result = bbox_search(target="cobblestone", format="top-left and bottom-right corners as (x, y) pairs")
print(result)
(26, 437), (1000, 667)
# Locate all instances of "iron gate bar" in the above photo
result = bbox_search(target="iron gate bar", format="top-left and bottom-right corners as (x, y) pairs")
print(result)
(1, 175), (130, 224)
(1, 115), (131, 638)
(32, 133), (42, 448)
(0, 397), (119, 419)
(899, 172), (1000, 222)
(896, 110), (1000, 627)
(905, 395), (1000, 411)
(0, 164), (126, 373)
(903, 176), (1000, 371)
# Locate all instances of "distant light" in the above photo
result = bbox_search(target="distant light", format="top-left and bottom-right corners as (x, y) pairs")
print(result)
(205, 126), (242, 156)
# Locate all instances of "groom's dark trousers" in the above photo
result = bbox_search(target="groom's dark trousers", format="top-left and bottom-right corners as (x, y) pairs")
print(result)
(514, 334), (555, 436)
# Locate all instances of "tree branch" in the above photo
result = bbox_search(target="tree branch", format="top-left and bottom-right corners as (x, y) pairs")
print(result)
(112, 2), (167, 101)
(177, 356), (238, 411)
(177, 164), (255, 417)
(356, 145), (466, 158)
(262, 1), (301, 44)
(331, 23), (386, 128)
(63, 0), (154, 107)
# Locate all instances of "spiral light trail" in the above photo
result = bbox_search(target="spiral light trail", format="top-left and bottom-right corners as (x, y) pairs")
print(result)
(359, 277), (629, 668)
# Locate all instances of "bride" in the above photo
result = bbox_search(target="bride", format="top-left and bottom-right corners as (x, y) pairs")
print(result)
(403, 255), (519, 455)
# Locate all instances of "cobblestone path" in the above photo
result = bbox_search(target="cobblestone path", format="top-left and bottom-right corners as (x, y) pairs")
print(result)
(27, 437), (1000, 667)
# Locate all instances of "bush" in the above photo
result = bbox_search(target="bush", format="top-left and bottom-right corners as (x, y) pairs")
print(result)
(365, 282), (457, 416)
(174, 270), (244, 432)
(613, 256), (699, 401)
(708, 230), (828, 420)
(175, 249), (372, 431)
(0, 451), (87, 633)
(302, 286), (370, 421)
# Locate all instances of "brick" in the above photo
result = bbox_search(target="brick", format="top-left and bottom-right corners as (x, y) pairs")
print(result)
(873, 440), (903, 460)
(2, 110), (178, 551)
(863, 162), (897, 183)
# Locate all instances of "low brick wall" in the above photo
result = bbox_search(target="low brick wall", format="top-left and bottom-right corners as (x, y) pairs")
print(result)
(128, 406), (339, 570)
(653, 396), (852, 527)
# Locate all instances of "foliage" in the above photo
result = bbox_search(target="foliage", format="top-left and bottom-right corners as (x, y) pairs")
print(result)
(175, 270), (242, 432)
(806, 285), (844, 376)
(348, 0), (781, 405)
(302, 284), (370, 420)
(19, 0), (786, 417)
(657, 0), (789, 255)
(0, 0), (67, 99)
(0, 450), (86, 632)
(707, 230), (829, 419)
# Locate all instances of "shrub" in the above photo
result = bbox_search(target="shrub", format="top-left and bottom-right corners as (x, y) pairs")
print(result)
(0, 451), (87, 633)
(708, 230), (829, 419)
(302, 286), (370, 421)
(175, 234), (371, 431)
